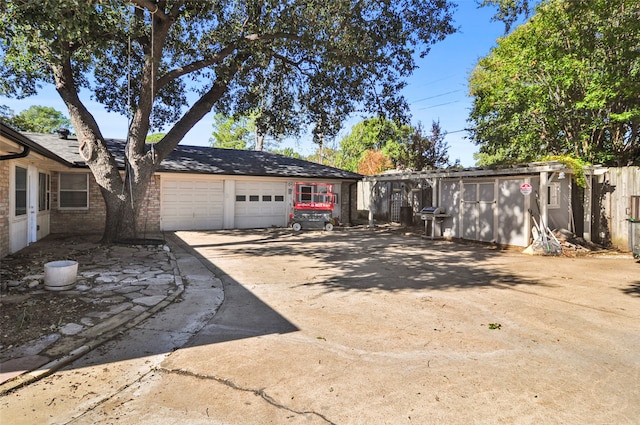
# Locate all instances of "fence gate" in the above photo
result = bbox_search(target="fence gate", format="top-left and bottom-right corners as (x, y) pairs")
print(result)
(391, 191), (402, 222)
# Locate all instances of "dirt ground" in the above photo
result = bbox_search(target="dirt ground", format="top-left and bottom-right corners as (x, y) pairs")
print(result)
(0, 235), (103, 350)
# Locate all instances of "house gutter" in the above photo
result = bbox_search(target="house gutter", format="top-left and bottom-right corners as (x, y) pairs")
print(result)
(0, 143), (30, 161)
(1, 123), (33, 160)
(1, 123), (76, 166)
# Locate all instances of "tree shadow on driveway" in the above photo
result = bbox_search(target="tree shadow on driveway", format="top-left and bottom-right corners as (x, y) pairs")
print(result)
(622, 281), (640, 297)
(186, 227), (546, 294)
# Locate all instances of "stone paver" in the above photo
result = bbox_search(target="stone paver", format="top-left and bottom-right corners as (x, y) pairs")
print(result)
(0, 237), (184, 392)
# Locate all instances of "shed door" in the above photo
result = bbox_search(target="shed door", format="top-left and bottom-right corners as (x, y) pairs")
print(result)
(161, 178), (224, 230)
(462, 182), (496, 242)
(235, 181), (287, 228)
(497, 179), (527, 246)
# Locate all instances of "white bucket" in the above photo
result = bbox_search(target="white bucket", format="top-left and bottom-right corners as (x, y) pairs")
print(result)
(44, 260), (78, 291)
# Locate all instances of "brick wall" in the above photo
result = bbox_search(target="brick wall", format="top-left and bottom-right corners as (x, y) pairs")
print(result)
(50, 171), (106, 235)
(0, 161), (9, 258)
(340, 181), (358, 226)
(49, 171), (161, 236)
(135, 175), (161, 233)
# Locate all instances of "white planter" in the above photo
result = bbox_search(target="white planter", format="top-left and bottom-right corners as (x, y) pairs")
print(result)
(44, 260), (78, 291)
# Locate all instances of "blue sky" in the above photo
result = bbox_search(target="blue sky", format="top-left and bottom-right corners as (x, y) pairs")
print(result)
(0, 1), (513, 167)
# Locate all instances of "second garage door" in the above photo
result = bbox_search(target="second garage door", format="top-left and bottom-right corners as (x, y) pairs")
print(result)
(235, 181), (288, 228)
(161, 178), (224, 230)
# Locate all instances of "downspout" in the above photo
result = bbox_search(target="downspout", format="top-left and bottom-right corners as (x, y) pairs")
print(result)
(0, 144), (30, 161)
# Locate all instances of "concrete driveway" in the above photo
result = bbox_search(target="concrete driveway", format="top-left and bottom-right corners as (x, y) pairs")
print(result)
(4, 227), (640, 424)
(174, 228), (640, 424)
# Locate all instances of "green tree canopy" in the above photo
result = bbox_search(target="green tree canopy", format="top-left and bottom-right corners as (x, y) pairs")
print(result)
(336, 117), (451, 172)
(396, 120), (450, 170)
(0, 0), (456, 241)
(145, 133), (166, 143)
(1, 105), (73, 133)
(210, 112), (284, 151)
(469, 0), (640, 166)
(337, 117), (412, 172)
(210, 113), (254, 150)
(479, 0), (535, 32)
(270, 147), (302, 159)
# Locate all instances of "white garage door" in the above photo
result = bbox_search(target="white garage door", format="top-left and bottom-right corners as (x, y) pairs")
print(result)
(235, 181), (288, 228)
(161, 178), (224, 230)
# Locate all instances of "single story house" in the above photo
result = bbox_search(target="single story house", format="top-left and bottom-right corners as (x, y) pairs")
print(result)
(1, 124), (361, 257)
(358, 163), (613, 248)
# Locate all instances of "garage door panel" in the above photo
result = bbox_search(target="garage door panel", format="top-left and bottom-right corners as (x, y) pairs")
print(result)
(235, 181), (287, 228)
(162, 179), (223, 231)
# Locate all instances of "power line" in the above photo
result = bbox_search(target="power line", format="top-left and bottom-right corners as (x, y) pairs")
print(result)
(416, 99), (464, 111)
(409, 90), (462, 104)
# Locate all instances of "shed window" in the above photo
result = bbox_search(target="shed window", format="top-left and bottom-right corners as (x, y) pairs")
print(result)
(547, 182), (561, 209)
(59, 173), (89, 209)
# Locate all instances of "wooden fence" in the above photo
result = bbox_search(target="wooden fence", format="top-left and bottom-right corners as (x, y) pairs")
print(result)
(596, 167), (640, 251)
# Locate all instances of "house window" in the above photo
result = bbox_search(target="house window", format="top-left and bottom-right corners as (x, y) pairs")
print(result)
(275, 195), (284, 202)
(547, 182), (561, 209)
(39, 172), (50, 211)
(262, 195), (272, 202)
(236, 195), (246, 201)
(15, 166), (27, 216)
(249, 195), (259, 202)
(59, 173), (89, 209)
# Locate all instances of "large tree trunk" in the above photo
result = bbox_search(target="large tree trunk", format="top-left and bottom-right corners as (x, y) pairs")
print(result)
(100, 155), (155, 242)
(255, 132), (265, 151)
(51, 12), (236, 243)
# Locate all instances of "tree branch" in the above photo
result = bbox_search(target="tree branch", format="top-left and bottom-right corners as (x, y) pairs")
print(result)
(130, 0), (171, 22)
(51, 51), (123, 193)
(157, 31), (307, 90)
(156, 43), (238, 89)
(153, 80), (228, 160)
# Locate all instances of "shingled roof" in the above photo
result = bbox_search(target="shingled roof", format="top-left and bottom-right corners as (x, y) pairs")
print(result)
(21, 132), (361, 180)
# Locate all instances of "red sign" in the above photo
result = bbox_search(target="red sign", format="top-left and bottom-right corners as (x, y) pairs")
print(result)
(520, 183), (533, 196)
